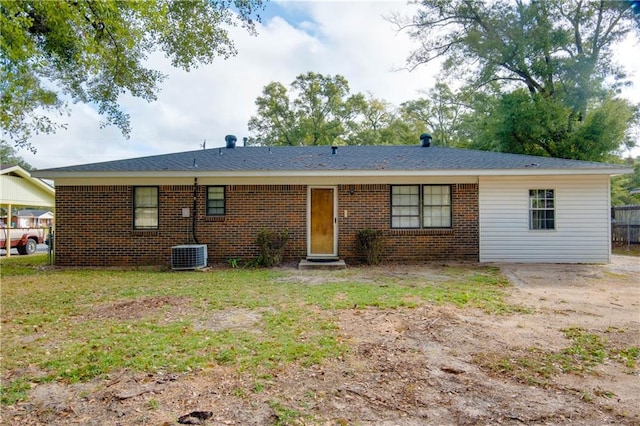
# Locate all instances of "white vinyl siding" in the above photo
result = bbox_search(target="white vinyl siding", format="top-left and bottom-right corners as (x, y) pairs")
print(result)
(479, 175), (611, 263)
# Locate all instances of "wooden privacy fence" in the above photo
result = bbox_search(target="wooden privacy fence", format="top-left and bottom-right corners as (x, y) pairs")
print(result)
(612, 205), (640, 244)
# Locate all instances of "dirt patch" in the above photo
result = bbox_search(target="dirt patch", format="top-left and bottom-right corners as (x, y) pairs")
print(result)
(4, 259), (639, 425)
(83, 297), (272, 335)
(83, 296), (191, 321)
(193, 308), (273, 333)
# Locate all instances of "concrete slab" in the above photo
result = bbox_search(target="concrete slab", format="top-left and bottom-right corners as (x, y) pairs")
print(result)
(298, 259), (347, 270)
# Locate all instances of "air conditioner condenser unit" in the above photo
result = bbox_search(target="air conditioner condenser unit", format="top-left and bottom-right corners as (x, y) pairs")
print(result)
(171, 244), (208, 270)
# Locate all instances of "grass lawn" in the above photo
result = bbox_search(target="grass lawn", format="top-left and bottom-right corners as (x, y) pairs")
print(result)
(612, 243), (640, 257)
(1, 254), (520, 406)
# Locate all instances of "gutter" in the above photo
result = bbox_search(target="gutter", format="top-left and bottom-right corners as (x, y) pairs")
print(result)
(32, 166), (634, 180)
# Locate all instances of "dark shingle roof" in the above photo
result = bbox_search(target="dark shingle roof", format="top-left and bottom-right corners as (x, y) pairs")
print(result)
(34, 145), (628, 175)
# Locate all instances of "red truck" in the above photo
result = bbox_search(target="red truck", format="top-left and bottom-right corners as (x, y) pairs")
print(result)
(0, 224), (45, 255)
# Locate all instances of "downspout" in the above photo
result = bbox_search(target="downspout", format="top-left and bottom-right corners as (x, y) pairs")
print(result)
(192, 178), (200, 244)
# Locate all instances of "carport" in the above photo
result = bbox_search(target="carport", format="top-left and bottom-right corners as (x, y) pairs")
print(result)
(1, 165), (55, 257)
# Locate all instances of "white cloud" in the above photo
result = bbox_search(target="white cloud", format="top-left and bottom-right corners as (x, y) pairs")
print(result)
(16, 1), (640, 169)
(19, 1), (439, 169)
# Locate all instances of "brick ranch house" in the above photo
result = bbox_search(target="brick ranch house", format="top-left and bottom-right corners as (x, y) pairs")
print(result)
(34, 141), (632, 267)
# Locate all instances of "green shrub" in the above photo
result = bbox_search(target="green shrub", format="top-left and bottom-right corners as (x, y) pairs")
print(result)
(255, 227), (290, 267)
(356, 228), (384, 265)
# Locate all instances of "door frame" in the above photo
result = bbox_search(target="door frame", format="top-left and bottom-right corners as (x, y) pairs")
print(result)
(307, 185), (338, 259)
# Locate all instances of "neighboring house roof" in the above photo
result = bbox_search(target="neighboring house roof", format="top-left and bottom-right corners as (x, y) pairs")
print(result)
(14, 209), (54, 218)
(33, 145), (632, 178)
(0, 165), (55, 207)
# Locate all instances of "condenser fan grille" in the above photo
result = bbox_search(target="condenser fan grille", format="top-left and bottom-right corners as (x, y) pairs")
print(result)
(171, 245), (207, 270)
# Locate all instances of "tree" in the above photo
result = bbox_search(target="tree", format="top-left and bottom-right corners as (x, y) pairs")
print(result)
(611, 157), (640, 206)
(396, 1), (636, 104)
(1, 0), (264, 151)
(392, 0), (639, 160)
(248, 72), (366, 146)
(399, 83), (471, 147)
(348, 94), (405, 146)
(0, 140), (33, 170)
(465, 90), (637, 161)
(247, 81), (297, 146)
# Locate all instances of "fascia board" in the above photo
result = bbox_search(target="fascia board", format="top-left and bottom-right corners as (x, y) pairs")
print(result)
(29, 177), (56, 194)
(34, 167), (633, 180)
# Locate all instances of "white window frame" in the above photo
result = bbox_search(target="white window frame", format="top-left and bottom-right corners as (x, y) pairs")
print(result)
(206, 186), (225, 216)
(133, 186), (159, 230)
(529, 189), (555, 230)
(391, 185), (452, 229)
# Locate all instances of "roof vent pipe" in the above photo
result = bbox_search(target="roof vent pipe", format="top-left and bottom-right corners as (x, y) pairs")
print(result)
(420, 133), (432, 147)
(331, 146), (338, 155)
(225, 134), (237, 149)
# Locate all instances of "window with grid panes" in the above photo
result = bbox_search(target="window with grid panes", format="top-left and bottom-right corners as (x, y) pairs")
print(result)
(423, 185), (451, 227)
(133, 186), (158, 229)
(391, 185), (451, 228)
(207, 186), (225, 215)
(529, 189), (555, 230)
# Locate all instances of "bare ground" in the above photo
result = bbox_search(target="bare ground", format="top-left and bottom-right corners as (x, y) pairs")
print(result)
(3, 257), (639, 425)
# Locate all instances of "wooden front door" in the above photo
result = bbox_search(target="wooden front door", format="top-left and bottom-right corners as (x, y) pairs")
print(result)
(308, 187), (337, 257)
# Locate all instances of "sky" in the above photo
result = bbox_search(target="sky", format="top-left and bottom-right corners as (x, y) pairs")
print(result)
(13, 0), (640, 170)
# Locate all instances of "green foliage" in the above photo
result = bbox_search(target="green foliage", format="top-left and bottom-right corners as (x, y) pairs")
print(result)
(399, 83), (470, 147)
(393, 0), (639, 160)
(611, 157), (640, 206)
(355, 228), (385, 265)
(348, 94), (400, 145)
(1, 0), (264, 150)
(247, 81), (297, 145)
(248, 72), (368, 146)
(0, 141), (33, 170)
(467, 91), (637, 161)
(248, 73), (433, 146)
(255, 227), (290, 267)
(398, 1), (636, 106)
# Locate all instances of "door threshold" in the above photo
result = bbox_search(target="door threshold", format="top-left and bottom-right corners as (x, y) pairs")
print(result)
(306, 257), (339, 263)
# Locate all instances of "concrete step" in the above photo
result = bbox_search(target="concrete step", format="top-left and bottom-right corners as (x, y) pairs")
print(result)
(298, 259), (347, 270)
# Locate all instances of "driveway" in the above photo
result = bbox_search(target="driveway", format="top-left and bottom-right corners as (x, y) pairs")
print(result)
(0, 243), (50, 256)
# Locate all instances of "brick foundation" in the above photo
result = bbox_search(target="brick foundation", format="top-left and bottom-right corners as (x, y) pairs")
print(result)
(54, 183), (478, 267)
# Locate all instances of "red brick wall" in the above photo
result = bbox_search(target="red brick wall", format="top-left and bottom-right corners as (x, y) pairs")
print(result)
(54, 182), (478, 266)
(338, 183), (478, 263)
(204, 185), (307, 262)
